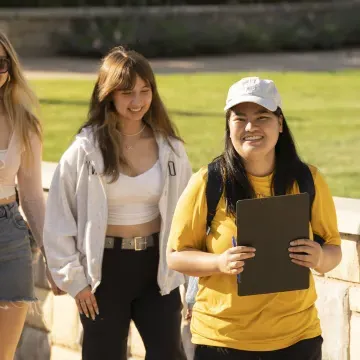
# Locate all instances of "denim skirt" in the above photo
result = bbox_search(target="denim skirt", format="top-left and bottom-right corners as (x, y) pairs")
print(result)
(0, 201), (36, 302)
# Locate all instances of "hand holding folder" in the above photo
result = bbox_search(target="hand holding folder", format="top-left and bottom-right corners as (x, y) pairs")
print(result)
(235, 193), (311, 296)
(217, 240), (255, 276)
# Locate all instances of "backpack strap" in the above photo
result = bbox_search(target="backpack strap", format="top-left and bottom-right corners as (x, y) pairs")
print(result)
(297, 164), (325, 246)
(296, 164), (315, 221)
(206, 162), (223, 235)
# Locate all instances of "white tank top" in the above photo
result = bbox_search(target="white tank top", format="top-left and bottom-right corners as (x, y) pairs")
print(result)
(104, 160), (163, 225)
(0, 149), (16, 199)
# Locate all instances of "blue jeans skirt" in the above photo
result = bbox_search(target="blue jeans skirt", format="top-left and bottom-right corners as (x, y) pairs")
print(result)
(0, 202), (36, 302)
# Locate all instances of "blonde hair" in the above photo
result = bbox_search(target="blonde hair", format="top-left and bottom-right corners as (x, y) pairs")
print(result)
(0, 31), (42, 167)
(79, 46), (182, 182)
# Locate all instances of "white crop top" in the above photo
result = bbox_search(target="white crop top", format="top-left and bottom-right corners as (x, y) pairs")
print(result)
(104, 160), (163, 225)
(0, 149), (16, 199)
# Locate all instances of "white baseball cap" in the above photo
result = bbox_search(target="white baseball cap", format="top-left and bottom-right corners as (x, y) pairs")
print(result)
(224, 77), (282, 112)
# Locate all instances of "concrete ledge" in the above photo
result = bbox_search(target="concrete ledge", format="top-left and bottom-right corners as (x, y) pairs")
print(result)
(26, 287), (53, 332)
(314, 276), (350, 360)
(51, 294), (82, 350)
(42, 161), (57, 191)
(327, 234), (360, 283)
(15, 326), (51, 360)
(50, 345), (81, 360)
(349, 286), (360, 313)
(350, 313), (360, 360)
(333, 197), (360, 236)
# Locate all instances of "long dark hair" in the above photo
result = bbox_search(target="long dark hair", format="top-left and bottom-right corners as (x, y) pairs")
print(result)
(78, 46), (182, 182)
(215, 107), (306, 217)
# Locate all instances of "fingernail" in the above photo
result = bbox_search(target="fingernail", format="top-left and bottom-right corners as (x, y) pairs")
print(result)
(96, 309), (99, 315)
(290, 241), (295, 245)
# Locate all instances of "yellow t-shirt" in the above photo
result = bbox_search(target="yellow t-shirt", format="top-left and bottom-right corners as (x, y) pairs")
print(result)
(168, 165), (341, 351)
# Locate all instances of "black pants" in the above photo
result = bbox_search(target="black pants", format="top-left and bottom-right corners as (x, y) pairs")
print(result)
(80, 238), (186, 360)
(194, 336), (323, 360)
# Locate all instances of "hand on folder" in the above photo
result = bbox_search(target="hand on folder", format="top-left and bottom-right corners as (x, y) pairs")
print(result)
(217, 242), (256, 275)
(288, 239), (324, 270)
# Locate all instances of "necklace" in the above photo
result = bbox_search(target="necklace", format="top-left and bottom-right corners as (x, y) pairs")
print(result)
(121, 124), (146, 137)
(122, 124), (146, 151)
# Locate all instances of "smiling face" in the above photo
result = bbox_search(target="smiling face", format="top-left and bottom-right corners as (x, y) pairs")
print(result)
(228, 102), (283, 162)
(112, 75), (152, 125)
(0, 43), (9, 90)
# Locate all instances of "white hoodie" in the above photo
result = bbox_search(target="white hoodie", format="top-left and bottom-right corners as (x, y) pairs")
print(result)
(43, 128), (192, 298)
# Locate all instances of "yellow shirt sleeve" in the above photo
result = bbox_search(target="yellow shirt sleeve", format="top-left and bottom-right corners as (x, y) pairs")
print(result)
(310, 167), (341, 246)
(168, 167), (208, 252)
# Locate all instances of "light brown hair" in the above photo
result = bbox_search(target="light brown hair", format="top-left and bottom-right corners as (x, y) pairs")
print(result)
(79, 46), (182, 182)
(0, 31), (42, 167)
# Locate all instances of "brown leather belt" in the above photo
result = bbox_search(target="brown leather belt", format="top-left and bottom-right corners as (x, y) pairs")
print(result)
(104, 233), (158, 251)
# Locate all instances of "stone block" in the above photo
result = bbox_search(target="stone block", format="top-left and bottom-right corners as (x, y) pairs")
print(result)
(26, 287), (53, 331)
(182, 320), (195, 360)
(51, 294), (82, 350)
(314, 276), (350, 360)
(333, 197), (360, 236)
(42, 161), (57, 191)
(33, 255), (51, 290)
(50, 345), (81, 360)
(15, 326), (51, 360)
(350, 312), (360, 360)
(349, 286), (360, 313)
(326, 235), (360, 283)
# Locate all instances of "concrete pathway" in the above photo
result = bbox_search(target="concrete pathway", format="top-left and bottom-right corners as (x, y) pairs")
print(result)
(22, 49), (360, 79)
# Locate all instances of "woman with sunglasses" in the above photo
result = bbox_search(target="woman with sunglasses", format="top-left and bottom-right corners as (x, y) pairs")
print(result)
(0, 31), (60, 360)
(167, 77), (342, 360)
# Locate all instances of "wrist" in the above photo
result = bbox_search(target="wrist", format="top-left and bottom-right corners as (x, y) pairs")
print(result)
(314, 249), (324, 272)
(213, 254), (222, 274)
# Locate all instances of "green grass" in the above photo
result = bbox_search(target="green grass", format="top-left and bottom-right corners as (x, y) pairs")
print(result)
(31, 71), (360, 199)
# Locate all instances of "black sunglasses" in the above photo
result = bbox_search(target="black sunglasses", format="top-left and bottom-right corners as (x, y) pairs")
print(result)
(0, 57), (10, 74)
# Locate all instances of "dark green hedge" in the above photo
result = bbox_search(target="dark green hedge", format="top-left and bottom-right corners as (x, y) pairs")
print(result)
(51, 3), (360, 57)
(0, 0), (337, 7)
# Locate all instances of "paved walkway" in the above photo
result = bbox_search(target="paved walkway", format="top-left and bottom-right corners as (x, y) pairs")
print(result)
(22, 49), (360, 79)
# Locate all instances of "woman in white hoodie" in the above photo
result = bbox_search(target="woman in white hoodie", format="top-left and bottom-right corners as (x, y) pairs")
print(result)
(43, 46), (192, 360)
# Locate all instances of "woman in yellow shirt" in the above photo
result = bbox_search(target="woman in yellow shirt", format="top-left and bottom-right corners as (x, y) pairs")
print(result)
(167, 77), (342, 360)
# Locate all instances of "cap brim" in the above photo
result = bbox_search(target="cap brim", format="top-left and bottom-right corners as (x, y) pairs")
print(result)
(224, 95), (277, 112)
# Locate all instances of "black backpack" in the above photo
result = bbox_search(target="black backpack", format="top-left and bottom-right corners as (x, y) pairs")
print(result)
(205, 162), (325, 246)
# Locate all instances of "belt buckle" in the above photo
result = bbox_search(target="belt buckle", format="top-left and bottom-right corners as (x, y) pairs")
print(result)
(134, 237), (147, 251)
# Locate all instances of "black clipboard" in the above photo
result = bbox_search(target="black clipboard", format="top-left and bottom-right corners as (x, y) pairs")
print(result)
(236, 193), (310, 296)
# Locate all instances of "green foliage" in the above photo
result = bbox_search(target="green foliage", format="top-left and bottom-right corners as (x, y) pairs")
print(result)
(0, 1), (340, 8)
(51, 5), (360, 57)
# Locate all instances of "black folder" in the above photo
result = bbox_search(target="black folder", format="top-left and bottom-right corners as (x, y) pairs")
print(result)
(236, 193), (310, 296)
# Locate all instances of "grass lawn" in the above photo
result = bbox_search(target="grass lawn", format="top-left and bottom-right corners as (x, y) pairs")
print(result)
(31, 71), (360, 199)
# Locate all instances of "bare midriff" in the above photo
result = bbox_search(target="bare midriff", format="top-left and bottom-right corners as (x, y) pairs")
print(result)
(106, 215), (161, 238)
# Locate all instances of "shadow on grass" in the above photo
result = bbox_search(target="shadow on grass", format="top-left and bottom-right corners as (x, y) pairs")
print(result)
(170, 110), (223, 117)
(40, 98), (89, 106)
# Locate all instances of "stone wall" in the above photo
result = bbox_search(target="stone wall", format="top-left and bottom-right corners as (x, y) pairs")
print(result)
(15, 162), (360, 359)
